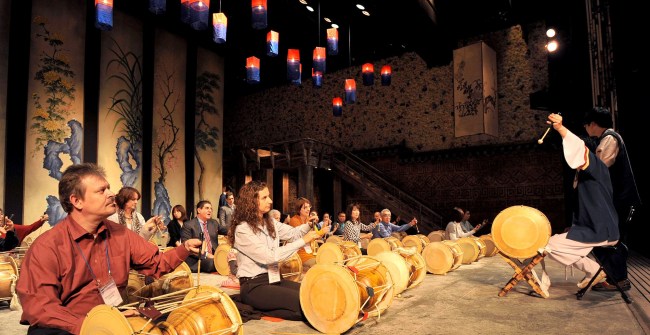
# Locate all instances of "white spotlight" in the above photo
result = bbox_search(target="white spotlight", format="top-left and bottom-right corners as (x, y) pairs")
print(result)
(546, 40), (559, 53)
(356, 4), (365, 10)
(306, 5), (314, 12)
(546, 28), (556, 38)
(332, 23), (339, 28)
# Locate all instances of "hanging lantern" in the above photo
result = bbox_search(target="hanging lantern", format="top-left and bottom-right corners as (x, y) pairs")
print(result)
(313, 47), (326, 74)
(188, 0), (210, 30)
(327, 28), (338, 55)
(287, 49), (301, 81)
(246, 56), (260, 84)
(345, 79), (356, 104)
(362, 63), (374, 86)
(212, 13), (227, 44)
(95, 0), (113, 31)
(381, 65), (392, 86)
(149, 0), (166, 14)
(251, 0), (267, 30)
(312, 69), (323, 88)
(332, 97), (343, 116)
(291, 64), (302, 85)
(266, 31), (279, 57)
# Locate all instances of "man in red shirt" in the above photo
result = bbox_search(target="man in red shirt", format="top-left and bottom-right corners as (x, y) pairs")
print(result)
(16, 163), (202, 335)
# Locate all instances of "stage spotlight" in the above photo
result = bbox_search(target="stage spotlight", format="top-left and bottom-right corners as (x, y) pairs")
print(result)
(546, 40), (558, 53)
(546, 28), (556, 38)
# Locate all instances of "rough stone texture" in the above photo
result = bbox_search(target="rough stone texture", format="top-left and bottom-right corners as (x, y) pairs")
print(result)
(226, 22), (549, 152)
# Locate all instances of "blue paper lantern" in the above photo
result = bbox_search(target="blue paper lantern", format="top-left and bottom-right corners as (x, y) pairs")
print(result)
(362, 63), (374, 86)
(266, 31), (279, 57)
(381, 65), (392, 86)
(313, 47), (326, 74)
(327, 28), (338, 55)
(188, 0), (210, 30)
(252, 0), (267, 30)
(212, 13), (227, 44)
(246, 57), (260, 84)
(345, 79), (356, 104)
(333, 97), (343, 116)
(287, 49), (301, 81)
(312, 69), (322, 88)
(95, 0), (113, 31)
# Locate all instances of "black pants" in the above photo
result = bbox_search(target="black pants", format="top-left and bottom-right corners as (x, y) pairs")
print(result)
(27, 326), (72, 335)
(240, 273), (303, 321)
(596, 205), (633, 283)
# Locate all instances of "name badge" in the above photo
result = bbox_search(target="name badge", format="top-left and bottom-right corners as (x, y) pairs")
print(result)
(268, 262), (281, 284)
(99, 277), (123, 306)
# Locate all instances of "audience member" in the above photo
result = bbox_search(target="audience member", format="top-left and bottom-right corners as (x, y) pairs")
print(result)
(181, 200), (219, 273)
(331, 211), (347, 235)
(218, 191), (236, 235)
(16, 163), (201, 334)
(167, 204), (188, 247)
(228, 181), (326, 320)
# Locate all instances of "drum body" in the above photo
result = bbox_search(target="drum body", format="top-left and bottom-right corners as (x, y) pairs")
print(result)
(479, 234), (499, 257)
(166, 286), (243, 335)
(422, 241), (463, 275)
(401, 234), (430, 254)
(325, 235), (343, 244)
(373, 251), (410, 295)
(128, 262), (193, 301)
(300, 256), (395, 334)
(473, 236), (487, 259)
(427, 230), (446, 242)
(397, 249), (427, 289)
(491, 205), (551, 259)
(366, 236), (403, 256)
(456, 237), (480, 264)
(316, 241), (361, 264)
(279, 252), (303, 281)
(80, 305), (164, 335)
(0, 256), (18, 302)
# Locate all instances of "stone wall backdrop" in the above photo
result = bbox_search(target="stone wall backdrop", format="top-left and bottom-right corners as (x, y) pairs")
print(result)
(225, 22), (575, 232)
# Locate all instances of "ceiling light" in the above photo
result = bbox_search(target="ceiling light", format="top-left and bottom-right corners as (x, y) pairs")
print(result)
(324, 17), (331, 23)
(546, 40), (559, 53)
(306, 5), (314, 12)
(299, 0), (307, 4)
(356, 4), (365, 10)
(546, 28), (556, 38)
(332, 23), (339, 29)
(362, 11), (370, 16)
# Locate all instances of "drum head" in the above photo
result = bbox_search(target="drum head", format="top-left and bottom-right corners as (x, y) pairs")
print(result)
(491, 205), (551, 259)
(401, 235), (424, 254)
(421, 242), (454, 275)
(373, 251), (410, 295)
(300, 263), (360, 334)
(427, 230), (445, 242)
(456, 237), (479, 264)
(367, 238), (391, 256)
(80, 305), (134, 335)
(326, 235), (343, 244)
(316, 242), (344, 264)
(340, 241), (362, 259)
(214, 244), (232, 276)
(479, 234), (499, 257)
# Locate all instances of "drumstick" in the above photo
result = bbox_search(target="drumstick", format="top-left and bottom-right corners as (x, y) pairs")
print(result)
(537, 127), (551, 144)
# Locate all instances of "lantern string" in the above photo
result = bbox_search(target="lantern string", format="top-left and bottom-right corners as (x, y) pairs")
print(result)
(219, 0), (221, 13)
(348, 24), (352, 67)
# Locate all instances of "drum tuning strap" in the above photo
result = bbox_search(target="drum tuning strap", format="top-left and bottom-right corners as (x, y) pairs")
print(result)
(136, 304), (163, 321)
(347, 265), (359, 274)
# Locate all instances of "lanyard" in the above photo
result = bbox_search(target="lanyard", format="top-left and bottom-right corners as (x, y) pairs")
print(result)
(75, 238), (111, 286)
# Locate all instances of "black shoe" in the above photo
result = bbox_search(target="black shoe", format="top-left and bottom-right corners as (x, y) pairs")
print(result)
(592, 279), (631, 292)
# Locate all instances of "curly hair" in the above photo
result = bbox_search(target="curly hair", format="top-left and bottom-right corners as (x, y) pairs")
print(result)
(227, 181), (274, 245)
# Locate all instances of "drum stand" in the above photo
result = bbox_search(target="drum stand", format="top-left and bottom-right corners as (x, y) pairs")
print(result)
(498, 250), (549, 298)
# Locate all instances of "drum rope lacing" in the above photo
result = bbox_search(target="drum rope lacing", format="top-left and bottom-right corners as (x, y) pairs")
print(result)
(348, 260), (392, 320)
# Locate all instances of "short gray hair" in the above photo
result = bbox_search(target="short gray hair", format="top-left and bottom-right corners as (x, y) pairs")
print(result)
(269, 209), (281, 220)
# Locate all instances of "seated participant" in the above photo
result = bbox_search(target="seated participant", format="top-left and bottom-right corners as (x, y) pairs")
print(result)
(342, 203), (377, 254)
(445, 207), (482, 240)
(181, 200), (219, 273)
(16, 163), (202, 335)
(373, 209), (417, 238)
(288, 198), (320, 272)
(228, 181), (326, 320)
(0, 214), (19, 251)
(107, 187), (165, 241)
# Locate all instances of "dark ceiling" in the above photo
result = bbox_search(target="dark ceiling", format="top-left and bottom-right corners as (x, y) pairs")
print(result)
(118, 0), (568, 94)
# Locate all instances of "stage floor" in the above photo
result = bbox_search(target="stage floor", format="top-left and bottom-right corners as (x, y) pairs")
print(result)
(1, 251), (648, 335)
